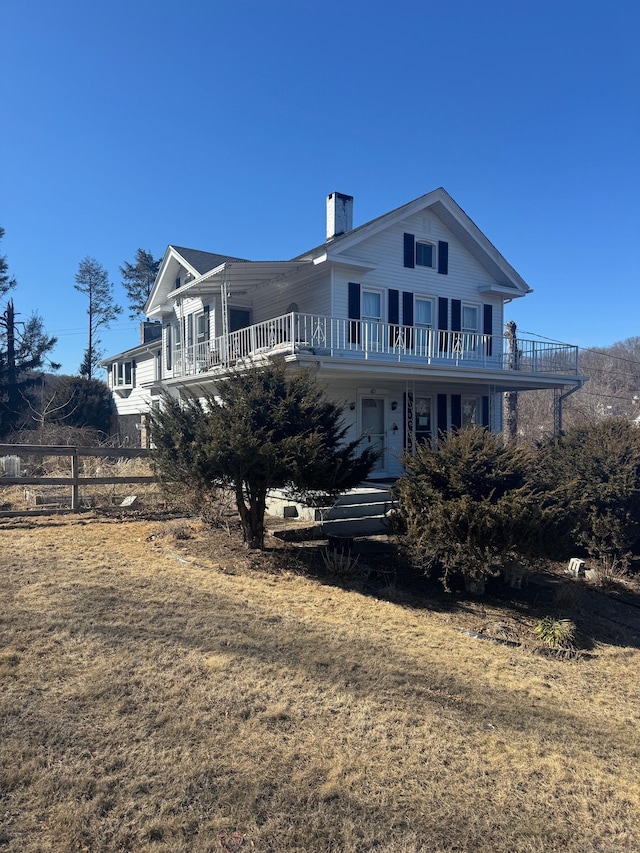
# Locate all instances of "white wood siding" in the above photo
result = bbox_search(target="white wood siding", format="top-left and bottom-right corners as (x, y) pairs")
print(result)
(331, 212), (503, 337)
(108, 350), (158, 417)
(251, 272), (332, 322)
(321, 376), (499, 477)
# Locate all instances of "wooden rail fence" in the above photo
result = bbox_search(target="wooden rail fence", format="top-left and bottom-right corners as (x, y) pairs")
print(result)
(0, 444), (155, 514)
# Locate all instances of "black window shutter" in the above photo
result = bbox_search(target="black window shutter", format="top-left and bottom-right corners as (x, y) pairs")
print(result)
(438, 297), (449, 354)
(483, 304), (493, 356)
(451, 299), (461, 332)
(388, 289), (399, 325)
(348, 282), (361, 319)
(204, 304), (211, 339)
(348, 282), (361, 344)
(404, 233), (415, 268)
(483, 304), (493, 335)
(482, 396), (490, 428)
(438, 297), (448, 330)
(437, 394), (448, 436)
(401, 291), (414, 349)
(402, 291), (414, 326)
(438, 241), (449, 275)
(389, 289), (399, 347)
(451, 394), (462, 430)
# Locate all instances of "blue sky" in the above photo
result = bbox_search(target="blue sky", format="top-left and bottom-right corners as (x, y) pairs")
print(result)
(2, 0), (639, 374)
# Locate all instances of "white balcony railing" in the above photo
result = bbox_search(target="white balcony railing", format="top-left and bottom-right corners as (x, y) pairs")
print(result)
(170, 312), (580, 379)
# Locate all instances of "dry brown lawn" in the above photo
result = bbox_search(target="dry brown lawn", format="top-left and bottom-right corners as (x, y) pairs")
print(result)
(1, 511), (639, 853)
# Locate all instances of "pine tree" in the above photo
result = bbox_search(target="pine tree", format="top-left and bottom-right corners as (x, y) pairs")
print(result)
(0, 300), (59, 438)
(0, 226), (17, 300)
(150, 361), (377, 549)
(74, 257), (122, 378)
(120, 249), (161, 319)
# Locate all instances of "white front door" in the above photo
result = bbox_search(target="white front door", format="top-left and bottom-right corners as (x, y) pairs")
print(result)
(361, 396), (386, 473)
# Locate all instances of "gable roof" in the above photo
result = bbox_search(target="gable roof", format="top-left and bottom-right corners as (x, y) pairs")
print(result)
(296, 187), (531, 294)
(145, 245), (252, 315)
(170, 246), (249, 275)
(146, 188), (531, 316)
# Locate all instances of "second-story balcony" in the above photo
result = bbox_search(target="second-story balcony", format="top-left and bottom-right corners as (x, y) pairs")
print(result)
(169, 312), (580, 381)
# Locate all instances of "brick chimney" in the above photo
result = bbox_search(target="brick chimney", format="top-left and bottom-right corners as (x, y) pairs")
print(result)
(326, 192), (353, 241)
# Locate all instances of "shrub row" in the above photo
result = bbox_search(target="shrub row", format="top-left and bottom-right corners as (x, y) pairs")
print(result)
(394, 419), (640, 593)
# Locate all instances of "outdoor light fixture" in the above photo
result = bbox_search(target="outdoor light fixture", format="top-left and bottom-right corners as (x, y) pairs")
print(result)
(391, 400), (398, 411)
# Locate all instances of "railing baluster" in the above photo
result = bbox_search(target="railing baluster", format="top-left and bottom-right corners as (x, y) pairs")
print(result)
(193, 312), (578, 377)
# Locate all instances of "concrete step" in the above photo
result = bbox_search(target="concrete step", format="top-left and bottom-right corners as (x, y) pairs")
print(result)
(322, 500), (391, 520)
(331, 487), (394, 506)
(266, 484), (396, 523)
(266, 482), (397, 542)
(322, 514), (389, 537)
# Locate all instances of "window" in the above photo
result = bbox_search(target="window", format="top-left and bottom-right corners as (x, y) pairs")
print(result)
(414, 297), (433, 328)
(196, 312), (207, 341)
(404, 234), (448, 274)
(361, 289), (382, 347)
(414, 297), (434, 355)
(112, 361), (134, 388)
(462, 304), (479, 333)
(165, 324), (172, 370)
(415, 241), (434, 268)
(362, 290), (381, 321)
(174, 321), (182, 346)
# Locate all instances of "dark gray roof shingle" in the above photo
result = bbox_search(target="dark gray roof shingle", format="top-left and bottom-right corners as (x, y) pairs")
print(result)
(171, 246), (249, 275)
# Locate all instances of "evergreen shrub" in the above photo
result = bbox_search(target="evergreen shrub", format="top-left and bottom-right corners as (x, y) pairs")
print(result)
(395, 428), (573, 593)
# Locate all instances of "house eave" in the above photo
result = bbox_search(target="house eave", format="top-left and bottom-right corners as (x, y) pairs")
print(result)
(101, 340), (161, 367)
(478, 283), (529, 298)
(296, 356), (584, 391)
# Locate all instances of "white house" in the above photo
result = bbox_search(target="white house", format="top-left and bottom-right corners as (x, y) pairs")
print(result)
(103, 188), (585, 476)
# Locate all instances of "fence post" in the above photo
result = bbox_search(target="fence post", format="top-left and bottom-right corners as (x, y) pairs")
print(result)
(71, 450), (79, 510)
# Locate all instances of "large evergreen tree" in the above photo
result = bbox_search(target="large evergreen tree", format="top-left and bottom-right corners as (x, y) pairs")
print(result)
(0, 226), (17, 300)
(0, 229), (59, 437)
(74, 257), (122, 378)
(150, 361), (377, 549)
(120, 249), (161, 319)
(0, 303), (59, 438)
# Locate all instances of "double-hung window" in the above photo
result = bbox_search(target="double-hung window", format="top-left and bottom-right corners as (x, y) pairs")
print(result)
(361, 290), (382, 349)
(462, 304), (479, 354)
(172, 322), (182, 372)
(414, 297), (434, 355)
(196, 312), (207, 342)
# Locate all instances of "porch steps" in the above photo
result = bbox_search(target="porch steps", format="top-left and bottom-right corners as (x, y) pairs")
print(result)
(266, 484), (397, 538)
